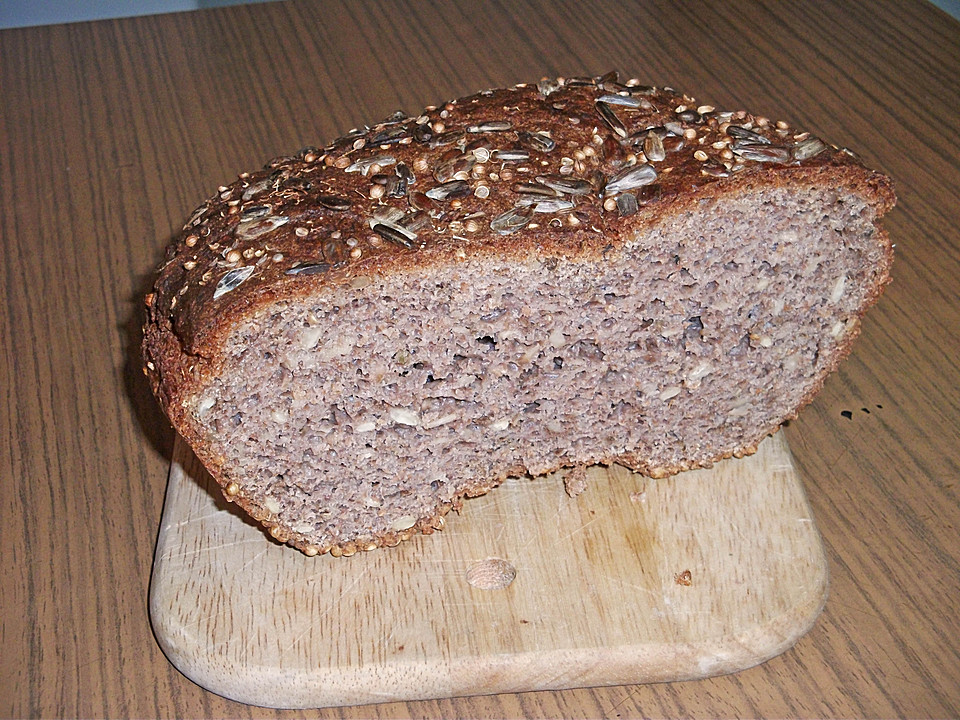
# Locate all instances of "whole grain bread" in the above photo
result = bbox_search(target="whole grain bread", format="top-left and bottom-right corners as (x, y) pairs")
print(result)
(143, 72), (895, 556)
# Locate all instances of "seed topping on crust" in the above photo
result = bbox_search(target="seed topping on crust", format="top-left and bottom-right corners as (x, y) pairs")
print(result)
(153, 71), (849, 322)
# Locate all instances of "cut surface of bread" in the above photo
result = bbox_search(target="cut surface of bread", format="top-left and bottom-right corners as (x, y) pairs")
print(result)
(143, 73), (895, 555)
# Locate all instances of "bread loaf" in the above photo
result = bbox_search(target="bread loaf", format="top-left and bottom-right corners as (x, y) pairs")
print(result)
(143, 72), (895, 556)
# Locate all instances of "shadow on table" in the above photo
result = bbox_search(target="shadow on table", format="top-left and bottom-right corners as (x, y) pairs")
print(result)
(122, 264), (176, 462)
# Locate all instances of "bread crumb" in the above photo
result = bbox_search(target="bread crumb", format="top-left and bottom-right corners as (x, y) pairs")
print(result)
(563, 465), (589, 497)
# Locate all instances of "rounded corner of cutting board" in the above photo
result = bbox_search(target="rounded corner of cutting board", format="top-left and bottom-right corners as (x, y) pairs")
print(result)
(149, 432), (829, 709)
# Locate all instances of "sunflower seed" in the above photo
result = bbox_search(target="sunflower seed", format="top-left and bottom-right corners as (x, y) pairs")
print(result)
(464, 137), (491, 153)
(213, 266), (255, 298)
(603, 163), (657, 195)
(676, 109), (702, 123)
(428, 130), (465, 148)
(285, 262), (331, 276)
(536, 175), (594, 195)
(434, 155), (475, 183)
(726, 125), (771, 144)
(537, 78), (561, 96)
(634, 184), (661, 204)
(367, 126), (408, 146)
(601, 135), (624, 163)
(377, 109), (409, 126)
(345, 154), (396, 175)
(616, 193), (638, 216)
(370, 206), (405, 227)
(467, 121), (513, 133)
(518, 130), (556, 152)
(265, 159), (296, 175)
(643, 131), (666, 162)
(662, 135), (685, 152)
(318, 194), (352, 211)
(701, 160), (731, 177)
(235, 215), (289, 239)
(732, 144), (792, 163)
(433, 156), (459, 183)
(425, 180), (471, 201)
(395, 161), (415, 185)
(531, 198), (575, 213)
(491, 149), (530, 163)
(621, 83), (657, 95)
(663, 121), (684, 136)
(239, 204), (272, 221)
(412, 124), (433, 143)
(372, 222), (416, 249)
(402, 211), (433, 233)
(388, 174), (406, 197)
(792, 136), (827, 161)
(649, 124), (674, 137)
(565, 76), (595, 87)
(597, 93), (647, 109)
(595, 70), (619, 89)
(513, 181), (559, 196)
(408, 190), (440, 213)
(281, 176), (313, 192)
(490, 205), (532, 234)
(322, 239), (350, 264)
(595, 101), (628, 138)
(241, 179), (271, 201)
(339, 125), (369, 142)
(512, 195), (542, 207)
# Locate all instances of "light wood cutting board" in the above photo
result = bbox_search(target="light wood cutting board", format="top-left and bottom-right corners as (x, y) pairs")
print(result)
(150, 432), (827, 709)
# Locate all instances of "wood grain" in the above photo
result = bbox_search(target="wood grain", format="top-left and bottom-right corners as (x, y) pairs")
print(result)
(1, 0), (959, 716)
(151, 434), (825, 708)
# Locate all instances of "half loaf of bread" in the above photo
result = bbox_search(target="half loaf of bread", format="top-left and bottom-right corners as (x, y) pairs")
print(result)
(143, 72), (895, 556)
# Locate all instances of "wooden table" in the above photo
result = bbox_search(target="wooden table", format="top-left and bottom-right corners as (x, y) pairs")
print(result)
(2, 0), (958, 716)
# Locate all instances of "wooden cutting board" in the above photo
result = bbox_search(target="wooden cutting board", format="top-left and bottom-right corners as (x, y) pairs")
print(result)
(150, 432), (827, 709)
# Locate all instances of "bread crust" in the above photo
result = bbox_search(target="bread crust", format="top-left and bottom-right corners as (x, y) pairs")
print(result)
(143, 72), (895, 555)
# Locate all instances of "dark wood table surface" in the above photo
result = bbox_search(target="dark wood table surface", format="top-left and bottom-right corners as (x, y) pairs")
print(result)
(3, 1), (959, 716)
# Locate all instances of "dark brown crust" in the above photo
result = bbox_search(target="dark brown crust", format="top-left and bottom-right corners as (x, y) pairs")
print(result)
(143, 72), (895, 556)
